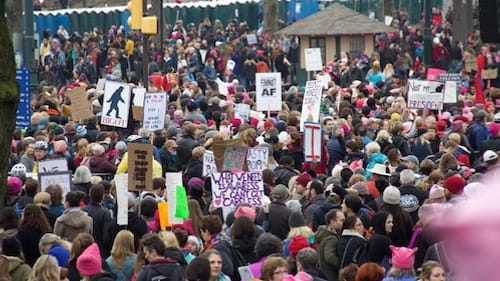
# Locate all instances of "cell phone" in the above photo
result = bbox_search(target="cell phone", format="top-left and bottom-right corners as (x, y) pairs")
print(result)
(238, 266), (254, 281)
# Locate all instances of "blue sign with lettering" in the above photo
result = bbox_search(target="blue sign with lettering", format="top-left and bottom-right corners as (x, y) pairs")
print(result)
(16, 68), (31, 128)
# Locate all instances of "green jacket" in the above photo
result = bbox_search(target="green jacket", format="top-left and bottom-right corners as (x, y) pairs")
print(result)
(315, 225), (341, 281)
(6, 256), (31, 281)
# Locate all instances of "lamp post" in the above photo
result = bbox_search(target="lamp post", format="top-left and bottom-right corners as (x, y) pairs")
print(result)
(423, 0), (432, 66)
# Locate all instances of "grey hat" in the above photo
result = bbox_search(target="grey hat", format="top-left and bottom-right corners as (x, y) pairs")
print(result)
(115, 141), (127, 152)
(383, 186), (401, 205)
(401, 155), (419, 167)
(288, 211), (305, 228)
(167, 126), (181, 138)
(272, 184), (289, 200)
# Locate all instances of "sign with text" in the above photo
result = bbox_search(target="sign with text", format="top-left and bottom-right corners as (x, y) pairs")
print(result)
(67, 87), (95, 121)
(132, 87), (146, 121)
(407, 80), (444, 110)
(304, 122), (322, 162)
(165, 172), (184, 224)
(143, 92), (167, 131)
(39, 159), (68, 174)
(212, 139), (248, 172)
(256, 73), (282, 111)
(304, 48), (323, 72)
(222, 146), (248, 171)
(300, 80), (324, 131)
(234, 103), (250, 121)
(438, 73), (460, 104)
(101, 81), (131, 128)
(39, 171), (72, 196)
(203, 150), (217, 177)
(16, 68), (31, 128)
(210, 172), (264, 208)
(246, 147), (269, 172)
(127, 143), (153, 191)
(247, 34), (258, 45)
(114, 173), (129, 225)
(426, 68), (447, 81)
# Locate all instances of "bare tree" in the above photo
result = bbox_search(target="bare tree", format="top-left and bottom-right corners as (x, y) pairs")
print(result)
(5, 0), (22, 51)
(263, 0), (278, 35)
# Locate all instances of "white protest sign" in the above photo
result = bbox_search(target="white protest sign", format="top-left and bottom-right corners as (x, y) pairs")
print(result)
(317, 74), (331, 89)
(203, 150), (217, 177)
(39, 171), (72, 196)
(246, 147), (268, 172)
(143, 92), (167, 131)
(407, 79), (444, 110)
(438, 73), (460, 104)
(132, 87), (146, 107)
(165, 172), (184, 224)
(226, 60), (236, 71)
(101, 81), (131, 128)
(96, 79), (106, 91)
(300, 80), (324, 131)
(114, 173), (129, 225)
(385, 15), (394, 26)
(304, 48), (323, 72)
(256, 73), (282, 111)
(216, 78), (229, 96)
(38, 159), (68, 174)
(210, 172), (264, 208)
(234, 103), (250, 121)
(304, 122), (322, 162)
(250, 110), (266, 121)
(247, 34), (258, 45)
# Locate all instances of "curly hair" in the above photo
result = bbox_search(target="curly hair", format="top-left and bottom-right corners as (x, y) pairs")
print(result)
(19, 204), (51, 233)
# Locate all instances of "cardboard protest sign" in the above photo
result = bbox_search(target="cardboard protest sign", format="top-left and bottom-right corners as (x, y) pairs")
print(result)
(210, 172), (264, 208)
(222, 146), (248, 171)
(256, 73), (282, 112)
(203, 150), (217, 177)
(304, 48), (323, 72)
(212, 139), (248, 172)
(304, 122), (322, 162)
(165, 172), (184, 224)
(407, 79), (444, 110)
(143, 92), (167, 131)
(101, 81), (131, 128)
(114, 173), (129, 225)
(38, 159), (68, 174)
(234, 103), (250, 121)
(39, 171), (72, 196)
(67, 87), (94, 122)
(246, 147), (268, 172)
(300, 80), (323, 131)
(127, 143), (153, 191)
(132, 87), (146, 121)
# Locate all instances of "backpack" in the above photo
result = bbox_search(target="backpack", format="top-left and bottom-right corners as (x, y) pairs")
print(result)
(231, 247), (248, 281)
(339, 238), (367, 269)
(144, 261), (184, 281)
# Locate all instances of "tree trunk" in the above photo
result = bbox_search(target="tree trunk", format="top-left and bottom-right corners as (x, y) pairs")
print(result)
(384, 0), (394, 17)
(262, 0), (279, 36)
(151, 0), (162, 47)
(5, 0), (22, 52)
(0, 1), (20, 212)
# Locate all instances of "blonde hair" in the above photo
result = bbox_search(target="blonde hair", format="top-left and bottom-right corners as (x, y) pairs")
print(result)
(28, 255), (60, 281)
(192, 146), (205, 160)
(39, 233), (72, 255)
(375, 130), (391, 143)
(159, 231), (180, 248)
(365, 141), (381, 155)
(110, 230), (136, 269)
(448, 133), (461, 144)
(287, 226), (314, 239)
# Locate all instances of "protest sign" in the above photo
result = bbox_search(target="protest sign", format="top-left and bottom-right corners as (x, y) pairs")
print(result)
(127, 143), (153, 191)
(132, 87), (146, 121)
(16, 68), (31, 128)
(426, 68), (447, 81)
(143, 92), (167, 131)
(96, 79), (106, 91)
(247, 34), (258, 45)
(212, 139), (248, 172)
(101, 81), (131, 128)
(210, 172), (264, 208)
(300, 80), (324, 131)
(114, 173), (129, 225)
(438, 73), (460, 104)
(407, 79), (444, 110)
(67, 87), (94, 121)
(203, 150), (217, 177)
(216, 78), (229, 95)
(304, 48), (323, 72)
(165, 172), (184, 224)
(234, 103), (250, 121)
(38, 159), (68, 174)
(246, 147), (268, 172)
(222, 146), (248, 171)
(39, 171), (71, 196)
(256, 73), (282, 112)
(249, 110), (265, 121)
(317, 74), (331, 89)
(304, 122), (322, 162)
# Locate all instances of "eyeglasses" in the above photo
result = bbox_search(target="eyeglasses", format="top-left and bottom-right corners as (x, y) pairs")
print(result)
(273, 270), (287, 275)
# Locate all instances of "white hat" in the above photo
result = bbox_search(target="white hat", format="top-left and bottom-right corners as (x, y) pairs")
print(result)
(383, 186), (401, 205)
(494, 112), (500, 123)
(368, 163), (390, 176)
(483, 150), (498, 162)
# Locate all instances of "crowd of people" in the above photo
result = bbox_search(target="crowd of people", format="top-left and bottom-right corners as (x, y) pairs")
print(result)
(3, 3), (499, 281)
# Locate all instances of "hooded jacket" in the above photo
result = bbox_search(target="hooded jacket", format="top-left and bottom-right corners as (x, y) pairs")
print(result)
(6, 256), (31, 281)
(315, 225), (340, 281)
(135, 258), (184, 281)
(89, 272), (116, 281)
(54, 208), (93, 241)
(365, 211), (393, 270)
(336, 229), (366, 269)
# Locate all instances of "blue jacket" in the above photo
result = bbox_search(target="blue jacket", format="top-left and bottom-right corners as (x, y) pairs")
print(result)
(365, 153), (388, 179)
(468, 121), (490, 152)
(327, 136), (346, 171)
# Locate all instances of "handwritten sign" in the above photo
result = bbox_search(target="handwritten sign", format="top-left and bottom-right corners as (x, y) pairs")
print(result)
(300, 80), (323, 131)
(304, 48), (323, 72)
(304, 122), (322, 162)
(426, 68), (447, 81)
(203, 150), (217, 177)
(407, 79), (444, 110)
(438, 73), (460, 104)
(143, 92), (167, 131)
(246, 147), (268, 172)
(67, 87), (94, 121)
(210, 172), (264, 208)
(222, 146), (248, 171)
(256, 73), (282, 111)
(127, 143), (153, 191)
(235, 103), (250, 121)
(114, 173), (129, 225)
(212, 139), (247, 172)
(38, 159), (68, 174)
(101, 81), (131, 128)
(165, 172), (184, 224)
(39, 171), (72, 196)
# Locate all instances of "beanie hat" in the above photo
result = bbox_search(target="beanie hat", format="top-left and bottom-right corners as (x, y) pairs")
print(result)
(272, 184), (289, 200)
(390, 245), (418, 269)
(234, 206), (256, 223)
(187, 177), (204, 189)
(489, 122), (500, 136)
(288, 211), (306, 228)
(187, 235), (203, 252)
(391, 113), (401, 122)
(2, 237), (22, 257)
(7, 176), (22, 196)
(92, 144), (105, 156)
(383, 186), (401, 205)
(53, 140), (67, 154)
(451, 120), (463, 132)
(351, 182), (368, 195)
(296, 173), (312, 187)
(76, 243), (102, 276)
(444, 174), (465, 195)
(429, 185), (446, 200)
(288, 235), (309, 257)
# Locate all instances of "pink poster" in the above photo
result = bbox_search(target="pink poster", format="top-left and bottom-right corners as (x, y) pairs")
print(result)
(426, 68), (447, 81)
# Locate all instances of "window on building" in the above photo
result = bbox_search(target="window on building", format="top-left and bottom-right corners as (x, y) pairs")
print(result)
(309, 37), (326, 65)
(349, 36), (365, 58)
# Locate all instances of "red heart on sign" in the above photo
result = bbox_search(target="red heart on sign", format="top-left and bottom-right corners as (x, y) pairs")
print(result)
(214, 197), (221, 206)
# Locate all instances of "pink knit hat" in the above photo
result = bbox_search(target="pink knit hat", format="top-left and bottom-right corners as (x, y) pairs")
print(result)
(76, 243), (102, 276)
(390, 245), (418, 269)
(234, 206), (256, 223)
(295, 272), (313, 281)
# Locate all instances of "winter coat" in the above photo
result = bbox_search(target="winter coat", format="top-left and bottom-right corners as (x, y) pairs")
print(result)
(315, 225), (341, 281)
(106, 255), (136, 281)
(336, 230), (367, 269)
(274, 166), (298, 187)
(54, 208), (93, 241)
(232, 237), (258, 265)
(392, 135), (412, 156)
(176, 134), (199, 170)
(327, 136), (346, 171)
(303, 194), (326, 228)
(89, 272), (116, 281)
(66, 258), (111, 281)
(267, 201), (292, 240)
(83, 202), (113, 257)
(41, 206), (58, 229)
(6, 256), (31, 281)
(89, 156), (117, 174)
(365, 152), (389, 179)
(16, 226), (47, 266)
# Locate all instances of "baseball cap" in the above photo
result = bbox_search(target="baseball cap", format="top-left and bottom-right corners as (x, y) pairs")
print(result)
(483, 150), (498, 162)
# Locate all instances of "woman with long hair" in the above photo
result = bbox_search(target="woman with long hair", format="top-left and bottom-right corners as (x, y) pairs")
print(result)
(188, 199), (204, 237)
(27, 255), (60, 281)
(16, 204), (51, 266)
(65, 233), (100, 281)
(364, 211), (394, 271)
(106, 230), (136, 281)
